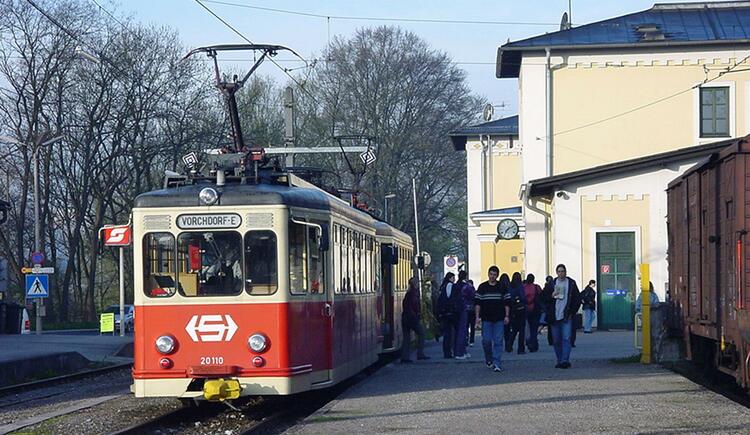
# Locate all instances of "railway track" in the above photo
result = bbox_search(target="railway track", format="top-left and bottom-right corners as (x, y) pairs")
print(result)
(0, 362), (132, 398)
(110, 354), (396, 435)
(664, 360), (750, 409)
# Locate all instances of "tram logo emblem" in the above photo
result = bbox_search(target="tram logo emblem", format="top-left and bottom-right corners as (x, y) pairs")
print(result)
(185, 314), (238, 342)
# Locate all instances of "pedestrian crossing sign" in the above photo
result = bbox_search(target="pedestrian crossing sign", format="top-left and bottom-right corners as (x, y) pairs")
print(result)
(26, 274), (49, 298)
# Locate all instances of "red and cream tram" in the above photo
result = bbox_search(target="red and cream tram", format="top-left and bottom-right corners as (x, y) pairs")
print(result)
(132, 166), (413, 400)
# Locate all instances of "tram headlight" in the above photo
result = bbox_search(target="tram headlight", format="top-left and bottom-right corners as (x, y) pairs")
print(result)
(155, 335), (176, 354)
(248, 333), (269, 353)
(199, 187), (218, 206)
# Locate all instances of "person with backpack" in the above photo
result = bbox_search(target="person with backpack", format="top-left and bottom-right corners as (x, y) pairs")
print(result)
(437, 272), (460, 358)
(581, 279), (596, 333)
(506, 272), (527, 354)
(401, 277), (430, 363)
(453, 270), (471, 360)
(523, 273), (543, 352)
(474, 266), (510, 372)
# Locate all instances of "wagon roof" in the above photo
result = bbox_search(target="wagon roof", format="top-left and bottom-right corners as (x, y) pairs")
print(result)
(667, 134), (750, 189)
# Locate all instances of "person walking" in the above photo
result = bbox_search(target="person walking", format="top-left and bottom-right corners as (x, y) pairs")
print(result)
(401, 277), (430, 363)
(542, 264), (582, 369)
(475, 266), (510, 372)
(523, 274), (543, 352)
(437, 272), (460, 359)
(465, 280), (477, 347)
(507, 272), (527, 354)
(453, 270), (471, 359)
(581, 279), (597, 333)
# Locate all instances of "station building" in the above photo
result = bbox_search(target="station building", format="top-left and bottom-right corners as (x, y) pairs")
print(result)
(455, 1), (750, 328)
(449, 116), (522, 283)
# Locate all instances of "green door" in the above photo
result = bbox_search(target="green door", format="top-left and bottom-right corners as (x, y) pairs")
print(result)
(596, 232), (636, 329)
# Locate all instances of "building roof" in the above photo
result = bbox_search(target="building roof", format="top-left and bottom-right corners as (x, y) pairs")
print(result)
(528, 137), (738, 197)
(497, 2), (750, 78)
(470, 206), (523, 217)
(449, 115), (519, 151)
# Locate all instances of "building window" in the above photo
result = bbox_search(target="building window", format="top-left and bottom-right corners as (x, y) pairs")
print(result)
(700, 87), (729, 138)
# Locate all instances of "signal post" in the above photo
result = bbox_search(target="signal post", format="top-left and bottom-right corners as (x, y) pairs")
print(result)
(101, 223), (132, 336)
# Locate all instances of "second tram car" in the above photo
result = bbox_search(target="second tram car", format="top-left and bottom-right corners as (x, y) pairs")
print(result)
(132, 164), (413, 400)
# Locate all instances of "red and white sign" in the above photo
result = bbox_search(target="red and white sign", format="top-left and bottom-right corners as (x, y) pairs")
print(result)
(103, 225), (132, 246)
(185, 314), (238, 342)
(600, 264), (611, 274)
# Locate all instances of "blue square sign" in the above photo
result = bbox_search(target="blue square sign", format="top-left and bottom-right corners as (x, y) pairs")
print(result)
(26, 274), (49, 298)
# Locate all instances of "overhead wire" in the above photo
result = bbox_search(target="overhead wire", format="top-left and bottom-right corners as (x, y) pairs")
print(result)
(200, 0), (562, 26)
(192, 0), (325, 108)
(88, 0), (208, 89)
(551, 53), (750, 139)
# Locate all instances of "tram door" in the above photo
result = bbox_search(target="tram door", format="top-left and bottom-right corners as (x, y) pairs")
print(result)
(381, 245), (395, 350)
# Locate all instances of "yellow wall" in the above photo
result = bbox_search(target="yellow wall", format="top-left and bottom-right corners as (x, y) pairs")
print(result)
(552, 62), (750, 175)
(491, 153), (523, 209)
(579, 195), (650, 283)
(479, 238), (524, 279)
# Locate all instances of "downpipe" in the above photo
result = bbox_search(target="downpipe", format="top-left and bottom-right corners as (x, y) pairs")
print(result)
(521, 183), (551, 275)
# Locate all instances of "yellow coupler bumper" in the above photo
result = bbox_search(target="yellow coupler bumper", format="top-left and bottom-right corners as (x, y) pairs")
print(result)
(203, 378), (241, 401)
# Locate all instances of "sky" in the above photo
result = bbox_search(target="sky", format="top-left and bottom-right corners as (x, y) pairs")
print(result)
(112, 0), (728, 119)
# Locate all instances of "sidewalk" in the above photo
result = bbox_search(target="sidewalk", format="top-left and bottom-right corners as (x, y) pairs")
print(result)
(290, 331), (750, 434)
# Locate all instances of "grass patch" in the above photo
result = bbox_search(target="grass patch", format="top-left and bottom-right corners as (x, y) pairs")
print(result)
(610, 354), (642, 364)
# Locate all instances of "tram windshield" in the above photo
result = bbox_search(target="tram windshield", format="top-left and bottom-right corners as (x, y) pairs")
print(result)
(177, 232), (243, 296)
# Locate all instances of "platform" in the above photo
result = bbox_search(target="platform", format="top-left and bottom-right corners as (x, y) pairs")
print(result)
(0, 332), (132, 386)
(291, 331), (750, 434)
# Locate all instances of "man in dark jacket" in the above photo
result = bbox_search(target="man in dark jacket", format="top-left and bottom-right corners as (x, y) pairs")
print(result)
(401, 278), (430, 363)
(436, 272), (461, 358)
(542, 264), (581, 369)
(581, 280), (596, 333)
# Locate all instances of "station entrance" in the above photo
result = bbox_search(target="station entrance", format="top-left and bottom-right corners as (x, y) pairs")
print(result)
(596, 232), (636, 329)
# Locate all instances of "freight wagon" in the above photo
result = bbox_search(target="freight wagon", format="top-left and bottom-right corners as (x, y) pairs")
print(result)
(667, 135), (750, 389)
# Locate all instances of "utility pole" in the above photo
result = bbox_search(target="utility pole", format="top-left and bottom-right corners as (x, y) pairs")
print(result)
(284, 86), (295, 169)
(412, 178), (421, 285)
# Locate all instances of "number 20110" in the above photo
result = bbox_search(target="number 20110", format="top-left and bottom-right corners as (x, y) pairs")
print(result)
(200, 356), (224, 365)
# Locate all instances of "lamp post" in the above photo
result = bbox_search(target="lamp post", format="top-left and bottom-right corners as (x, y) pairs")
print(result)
(384, 193), (396, 223)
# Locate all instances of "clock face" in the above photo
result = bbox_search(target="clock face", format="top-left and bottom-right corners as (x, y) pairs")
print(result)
(497, 219), (519, 240)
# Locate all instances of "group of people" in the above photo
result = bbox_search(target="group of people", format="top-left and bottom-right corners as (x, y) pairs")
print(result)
(402, 264), (597, 371)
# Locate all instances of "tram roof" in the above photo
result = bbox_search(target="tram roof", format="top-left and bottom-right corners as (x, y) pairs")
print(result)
(373, 220), (412, 245)
(134, 182), (410, 242)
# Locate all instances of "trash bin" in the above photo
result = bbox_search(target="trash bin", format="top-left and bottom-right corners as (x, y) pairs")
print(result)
(4, 302), (22, 334)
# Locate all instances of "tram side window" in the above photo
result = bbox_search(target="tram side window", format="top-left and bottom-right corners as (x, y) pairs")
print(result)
(245, 231), (278, 295)
(177, 231), (243, 297)
(308, 227), (324, 294)
(333, 224), (341, 294)
(289, 223), (308, 294)
(143, 233), (176, 298)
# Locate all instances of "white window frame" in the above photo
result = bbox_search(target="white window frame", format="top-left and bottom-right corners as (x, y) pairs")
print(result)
(693, 81), (735, 143)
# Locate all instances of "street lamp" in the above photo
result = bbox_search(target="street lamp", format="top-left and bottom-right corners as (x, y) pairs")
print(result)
(32, 134), (63, 335)
(384, 193), (396, 223)
(0, 133), (64, 334)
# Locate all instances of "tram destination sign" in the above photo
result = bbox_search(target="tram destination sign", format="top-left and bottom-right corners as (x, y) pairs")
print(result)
(177, 213), (241, 229)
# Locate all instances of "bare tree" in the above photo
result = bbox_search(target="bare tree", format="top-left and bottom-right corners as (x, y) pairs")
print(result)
(298, 26), (481, 264)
